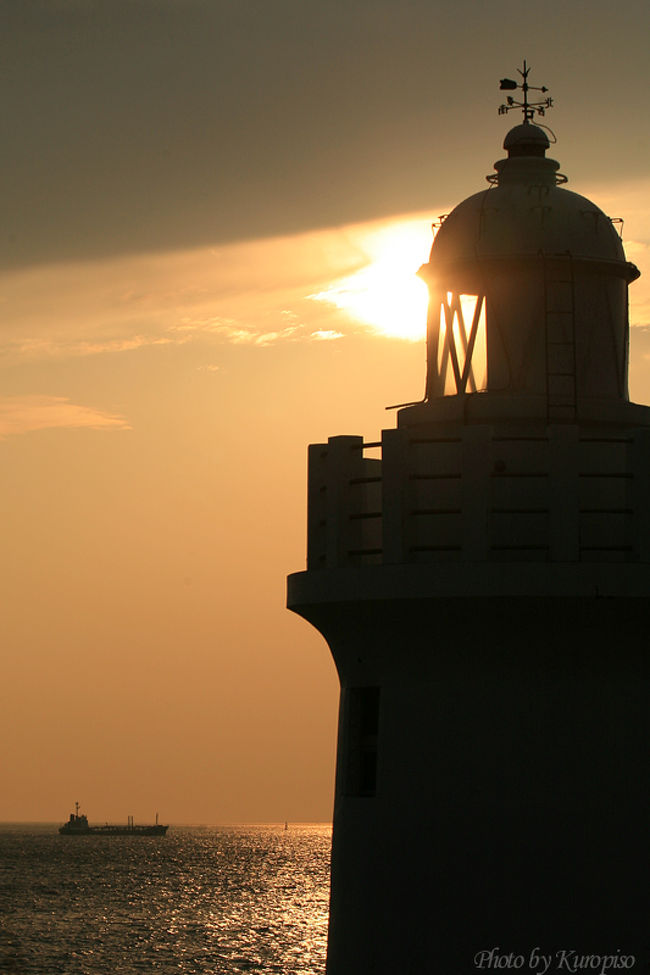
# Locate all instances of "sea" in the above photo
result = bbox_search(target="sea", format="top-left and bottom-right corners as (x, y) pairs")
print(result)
(0, 823), (331, 975)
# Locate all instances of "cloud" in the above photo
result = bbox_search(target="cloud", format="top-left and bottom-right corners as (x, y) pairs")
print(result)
(310, 329), (344, 341)
(1, 187), (647, 367)
(0, 396), (131, 439)
(175, 317), (342, 346)
(7, 334), (179, 359)
(170, 316), (298, 345)
(0, 212), (435, 364)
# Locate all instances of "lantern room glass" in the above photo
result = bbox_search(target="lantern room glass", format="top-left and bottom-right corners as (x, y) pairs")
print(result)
(431, 292), (487, 397)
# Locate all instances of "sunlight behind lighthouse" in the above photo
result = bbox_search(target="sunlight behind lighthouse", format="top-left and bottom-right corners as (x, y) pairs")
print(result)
(310, 218), (433, 341)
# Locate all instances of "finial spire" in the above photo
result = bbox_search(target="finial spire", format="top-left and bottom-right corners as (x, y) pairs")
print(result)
(498, 60), (553, 123)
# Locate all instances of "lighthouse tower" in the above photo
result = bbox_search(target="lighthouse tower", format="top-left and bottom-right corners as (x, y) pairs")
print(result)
(288, 66), (648, 974)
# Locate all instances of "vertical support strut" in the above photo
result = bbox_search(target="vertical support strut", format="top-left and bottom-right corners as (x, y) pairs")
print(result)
(544, 253), (577, 422)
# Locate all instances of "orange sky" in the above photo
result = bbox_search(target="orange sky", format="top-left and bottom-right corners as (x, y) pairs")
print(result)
(2, 2), (650, 824)
(2, 189), (650, 824)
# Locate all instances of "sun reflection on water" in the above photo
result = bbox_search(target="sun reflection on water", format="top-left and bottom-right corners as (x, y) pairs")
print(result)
(1, 822), (331, 975)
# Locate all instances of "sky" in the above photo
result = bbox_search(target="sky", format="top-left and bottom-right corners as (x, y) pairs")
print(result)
(2, 0), (650, 824)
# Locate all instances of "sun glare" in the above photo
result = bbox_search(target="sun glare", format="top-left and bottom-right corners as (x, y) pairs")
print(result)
(311, 218), (433, 341)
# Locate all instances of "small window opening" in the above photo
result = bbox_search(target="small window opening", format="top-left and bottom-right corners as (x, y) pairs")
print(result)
(344, 686), (380, 797)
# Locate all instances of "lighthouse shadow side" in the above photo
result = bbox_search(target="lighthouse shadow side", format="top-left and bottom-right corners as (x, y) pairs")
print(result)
(288, 83), (649, 975)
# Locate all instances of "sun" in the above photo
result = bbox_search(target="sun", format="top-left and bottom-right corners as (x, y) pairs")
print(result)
(311, 217), (433, 341)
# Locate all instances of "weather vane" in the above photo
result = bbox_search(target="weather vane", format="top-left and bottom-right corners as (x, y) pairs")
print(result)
(498, 60), (553, 122)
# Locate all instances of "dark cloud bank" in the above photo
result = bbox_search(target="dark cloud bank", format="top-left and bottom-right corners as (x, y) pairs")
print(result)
(3, 0), (649, 269)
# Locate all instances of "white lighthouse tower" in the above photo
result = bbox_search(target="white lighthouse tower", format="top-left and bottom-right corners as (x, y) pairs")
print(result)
(288, 65), (648, 974)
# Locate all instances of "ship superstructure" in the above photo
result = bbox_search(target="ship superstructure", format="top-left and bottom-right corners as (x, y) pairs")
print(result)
(59, 802), (168, 836)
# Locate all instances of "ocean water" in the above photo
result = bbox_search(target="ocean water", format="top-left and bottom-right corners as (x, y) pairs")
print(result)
(0, 823), (331, 975)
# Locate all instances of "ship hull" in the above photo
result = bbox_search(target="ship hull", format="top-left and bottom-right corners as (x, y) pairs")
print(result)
(59, 824), (168, 836)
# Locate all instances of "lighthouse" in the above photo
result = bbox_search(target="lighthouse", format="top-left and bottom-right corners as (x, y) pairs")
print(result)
(288, 65), (648, 974)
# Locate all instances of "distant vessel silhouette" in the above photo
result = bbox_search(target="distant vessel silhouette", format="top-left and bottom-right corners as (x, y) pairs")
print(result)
(59, 802), (168, 836)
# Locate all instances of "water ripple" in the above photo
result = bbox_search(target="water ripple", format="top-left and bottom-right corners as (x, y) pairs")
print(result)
(0, 824), (331, 975)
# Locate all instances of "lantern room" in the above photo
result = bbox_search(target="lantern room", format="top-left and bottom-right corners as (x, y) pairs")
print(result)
(411, 119), (641, 427)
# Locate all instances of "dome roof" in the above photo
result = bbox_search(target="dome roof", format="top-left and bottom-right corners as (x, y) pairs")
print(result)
(503, 122), (550, 155)
(428, 124), (636, 276)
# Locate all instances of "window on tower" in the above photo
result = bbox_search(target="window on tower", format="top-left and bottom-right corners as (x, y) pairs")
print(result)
(344, 686), (380, 798)
(428, 292), (487, 397)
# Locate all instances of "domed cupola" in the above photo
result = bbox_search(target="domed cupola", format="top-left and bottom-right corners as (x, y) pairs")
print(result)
(412, 63), (643, 427)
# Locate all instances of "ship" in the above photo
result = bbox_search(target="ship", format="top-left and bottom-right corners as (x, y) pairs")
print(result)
(59, 802), (168, 836)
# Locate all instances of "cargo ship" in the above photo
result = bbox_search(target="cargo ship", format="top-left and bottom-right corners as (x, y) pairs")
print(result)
(59, 802), (168, 836)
